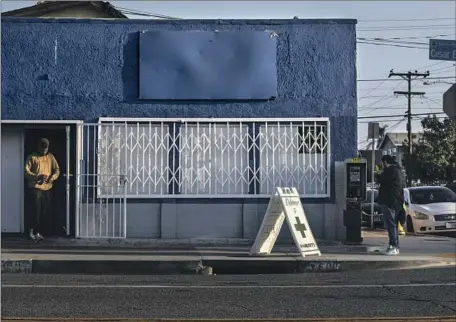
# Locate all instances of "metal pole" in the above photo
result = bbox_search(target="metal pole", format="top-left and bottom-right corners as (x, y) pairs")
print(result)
(407, 72), (412, 187)
(370, 138), (375, 229)
(65, 125), (71, 236)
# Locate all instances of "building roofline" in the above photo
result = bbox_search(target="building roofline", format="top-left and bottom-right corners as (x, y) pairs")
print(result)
(0, 16), (357, 25)
(378, 132), (422, 150)
(377, 135), (390, 150)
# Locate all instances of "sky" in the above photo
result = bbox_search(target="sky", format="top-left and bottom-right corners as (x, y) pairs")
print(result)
(1, 1), (455, 149)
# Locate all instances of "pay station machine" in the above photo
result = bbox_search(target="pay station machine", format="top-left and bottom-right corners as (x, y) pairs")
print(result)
(343, 157), (367, 244)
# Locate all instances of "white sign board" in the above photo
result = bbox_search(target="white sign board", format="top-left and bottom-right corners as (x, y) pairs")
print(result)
(250, 187), (321, 258)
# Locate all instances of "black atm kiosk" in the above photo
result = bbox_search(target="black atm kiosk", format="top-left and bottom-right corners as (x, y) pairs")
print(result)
(343, 158), (367, 244)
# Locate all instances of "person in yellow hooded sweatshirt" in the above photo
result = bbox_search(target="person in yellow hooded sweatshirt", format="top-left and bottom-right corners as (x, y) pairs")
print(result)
(24, 138), (60, 242)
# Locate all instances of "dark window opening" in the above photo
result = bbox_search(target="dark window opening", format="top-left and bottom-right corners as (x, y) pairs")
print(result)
(298, 125), (326, 154)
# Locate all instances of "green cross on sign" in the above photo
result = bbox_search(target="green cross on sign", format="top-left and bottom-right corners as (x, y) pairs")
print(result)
(294, 217), (307, 238)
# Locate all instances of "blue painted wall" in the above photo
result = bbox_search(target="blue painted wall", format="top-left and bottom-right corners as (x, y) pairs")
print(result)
(1, 18), (357, 162)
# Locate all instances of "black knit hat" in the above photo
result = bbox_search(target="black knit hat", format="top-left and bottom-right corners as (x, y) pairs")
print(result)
(38, 138), (49, 148)
(381, 154), (396, 165)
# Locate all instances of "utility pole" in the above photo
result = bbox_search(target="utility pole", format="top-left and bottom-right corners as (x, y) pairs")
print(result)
(387, 70), (430, 186)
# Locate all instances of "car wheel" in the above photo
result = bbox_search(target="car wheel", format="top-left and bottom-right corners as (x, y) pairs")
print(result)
(406, 216), (415, 233)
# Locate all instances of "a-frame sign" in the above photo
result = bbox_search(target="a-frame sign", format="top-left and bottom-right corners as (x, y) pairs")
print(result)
(250, 187), (321, 258)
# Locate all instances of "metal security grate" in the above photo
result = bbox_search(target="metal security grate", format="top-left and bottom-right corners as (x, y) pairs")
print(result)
(90, 118), (330, 198)
(77, 123), (128, 238)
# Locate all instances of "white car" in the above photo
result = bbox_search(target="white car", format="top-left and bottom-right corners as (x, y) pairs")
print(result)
(404, 186), (456, 234)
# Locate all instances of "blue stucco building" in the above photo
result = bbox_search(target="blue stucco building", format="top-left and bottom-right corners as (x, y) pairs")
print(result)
(1, 17), (357, 241)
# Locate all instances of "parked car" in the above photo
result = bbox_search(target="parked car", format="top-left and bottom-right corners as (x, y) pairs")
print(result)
(446, 183), (456, 193)
(361, 188), (383, 227)
(404, 186), (456, 234)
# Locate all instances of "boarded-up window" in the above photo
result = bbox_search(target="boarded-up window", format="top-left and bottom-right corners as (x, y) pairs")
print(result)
(139, 30), (278, 100)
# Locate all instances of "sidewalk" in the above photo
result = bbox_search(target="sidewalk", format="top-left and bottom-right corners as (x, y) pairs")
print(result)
(2, 231), (455, 275)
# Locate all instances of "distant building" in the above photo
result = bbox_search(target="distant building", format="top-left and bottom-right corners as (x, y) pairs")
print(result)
(377, 132), (422, 168)
(443, 83), (456, 120)
(1, 1), (128, 19)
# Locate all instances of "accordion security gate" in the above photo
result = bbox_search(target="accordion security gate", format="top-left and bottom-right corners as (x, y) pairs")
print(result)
(76, 118), (331, 238)
(76, 123), (128, 238)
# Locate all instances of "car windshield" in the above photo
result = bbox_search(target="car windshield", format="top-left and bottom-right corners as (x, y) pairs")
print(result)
(365, 190), (379, 202)
(409, 188), (456, 205)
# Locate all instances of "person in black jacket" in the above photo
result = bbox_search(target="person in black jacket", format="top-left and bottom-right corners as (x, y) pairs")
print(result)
(376, 155), (405, 255)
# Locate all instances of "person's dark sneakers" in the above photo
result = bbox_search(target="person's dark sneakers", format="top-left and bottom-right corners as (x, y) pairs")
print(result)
(35, 233), (44, 242)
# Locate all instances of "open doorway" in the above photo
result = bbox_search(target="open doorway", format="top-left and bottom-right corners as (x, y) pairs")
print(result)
(23, 126), (77, 237)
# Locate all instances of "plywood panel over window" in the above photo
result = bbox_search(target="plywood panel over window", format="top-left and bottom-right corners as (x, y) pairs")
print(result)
(139, 30), (278, 100)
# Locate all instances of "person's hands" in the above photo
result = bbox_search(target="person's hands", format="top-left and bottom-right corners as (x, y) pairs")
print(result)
(37, 174), (46, 181)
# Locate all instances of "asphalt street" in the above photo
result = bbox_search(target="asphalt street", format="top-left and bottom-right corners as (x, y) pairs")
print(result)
(2, 267), (456, 320)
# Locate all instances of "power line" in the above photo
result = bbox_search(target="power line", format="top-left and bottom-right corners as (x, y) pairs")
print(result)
(384, 119), (407, 132)
(358, 112), (445, 119)
(358, 85), (447, 92)
(356, 37), (452, 50)
(358, 95), (439, 100)
(358, 24), (455, 31)
(365, 34), (455, 41)
(357, 41), (428, 50)
(416, 61), (449, 70)
(114, 6), (182, 19)
(358, 104), (406, 109)
(414, 115), (447, 119)
(362, 106), (441, 111)
(358, 76), (456, 82)
(359, 119), (404, 123)
(432, 68), (456, 75)
(430, 64), (456, 73)
(424, 100), (439, 114)
(424, 97), (445, 105)
(358, 79), (389, 99)
(357, 18), (456, 23)
(360, 99), (410, 115)
(358, 37), (429, 45)
(358, 98), (442, 116)
(111, 6), (456, 29)
(358, 95), (397, 112)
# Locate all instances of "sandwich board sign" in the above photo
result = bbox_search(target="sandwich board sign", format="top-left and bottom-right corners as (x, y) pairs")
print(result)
(250, 187), (321, 258)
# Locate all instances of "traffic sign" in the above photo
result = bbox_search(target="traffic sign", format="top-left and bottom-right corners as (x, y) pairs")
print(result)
(250, 187), (321, 258)
(429, 39), (456, 61)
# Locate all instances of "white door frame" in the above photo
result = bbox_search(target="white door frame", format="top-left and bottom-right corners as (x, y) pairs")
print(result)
(1, 120), (83, 236)
(0, 127), (25, 233)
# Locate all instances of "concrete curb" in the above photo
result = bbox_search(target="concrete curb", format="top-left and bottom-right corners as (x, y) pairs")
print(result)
(203, 259), (456, 274)
(2, 258), (454, 275)
(1, 259), (32, 274)
(3, 317), (456, 322)
(1, 259), (200, 275)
